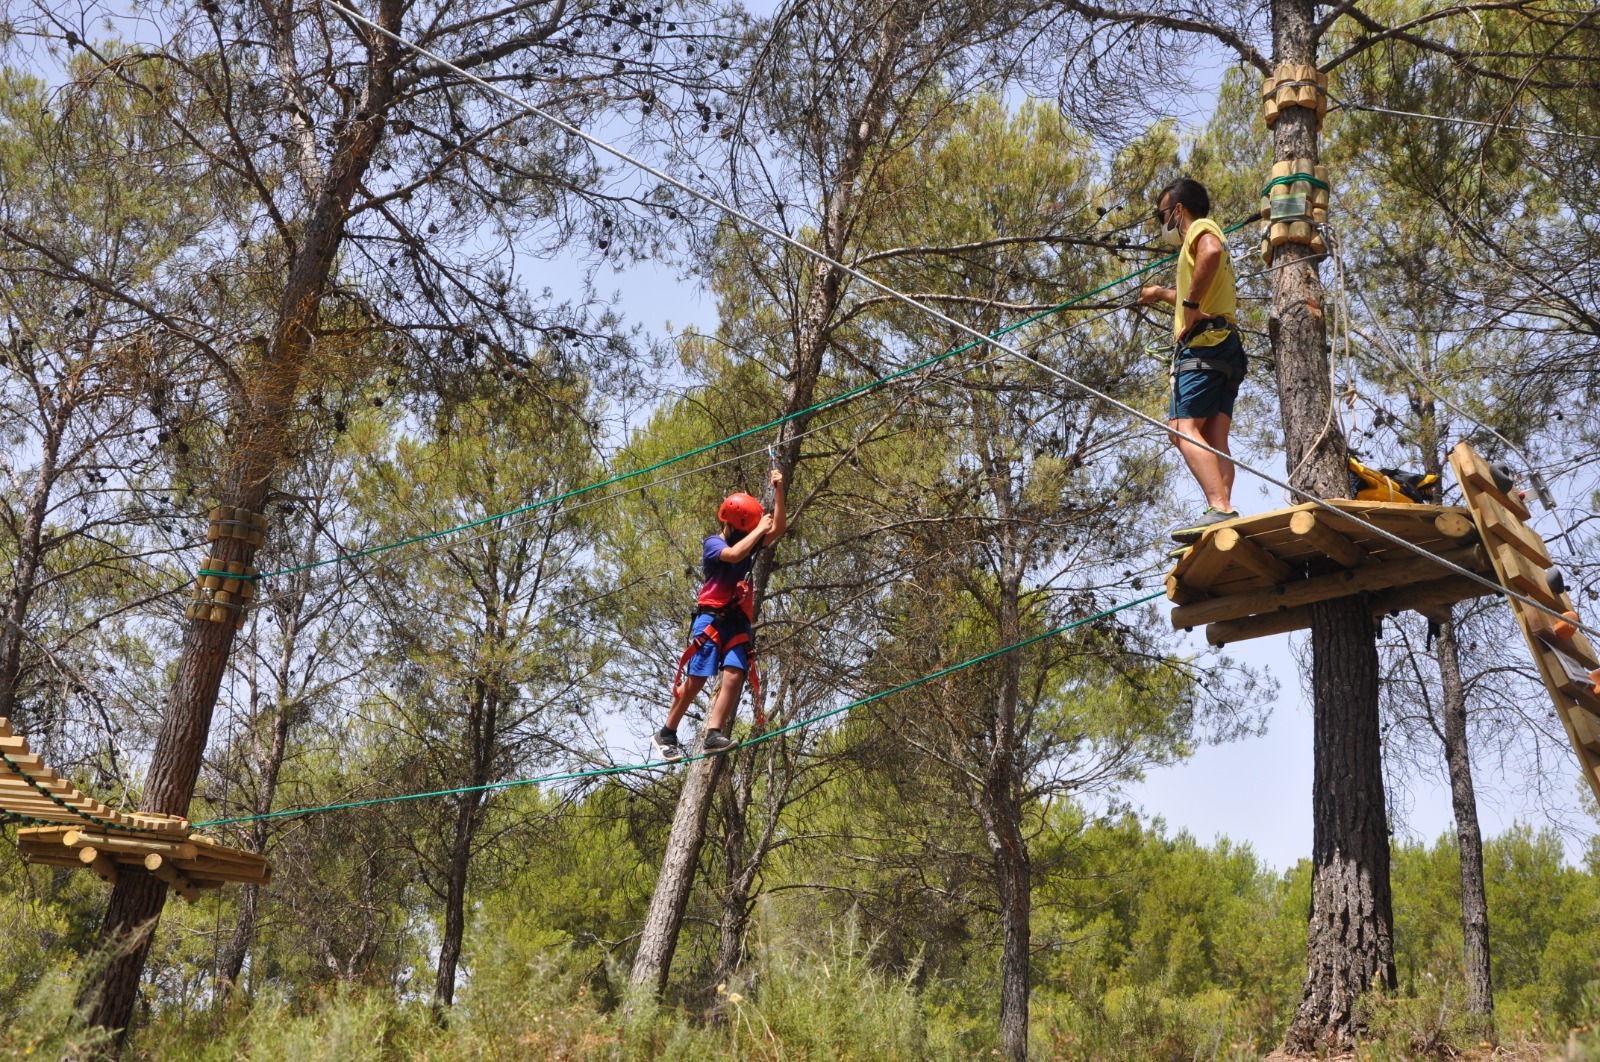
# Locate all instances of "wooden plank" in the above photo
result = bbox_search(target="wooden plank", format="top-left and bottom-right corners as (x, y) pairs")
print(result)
(1451, 441), (1531, 520)
(1538, 643), (1599, 697)
(1171, 544), (1487, 629)
(1476, 490), (1552, 566)
(1569, 704), (1600, 755)
(1496, 544), (1561, 610)
(1202, 575), (1496, 646)
(0, 717), (12, 739)
(184, 858), (271, 886)
(1289, 510), (1367, 568)
(1213, 527), (1292, 583)
(1178, 535), (1237, 589)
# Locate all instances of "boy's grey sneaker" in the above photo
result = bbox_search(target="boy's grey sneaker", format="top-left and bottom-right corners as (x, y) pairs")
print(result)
(652, 728), (685, 762)
(702, 728), (733, 754)
(1170, 507), (1240, 543)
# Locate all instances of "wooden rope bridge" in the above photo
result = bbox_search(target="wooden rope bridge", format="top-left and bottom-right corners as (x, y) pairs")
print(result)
(0, 717), (268, 901)
(1167, 440), (1600, 805)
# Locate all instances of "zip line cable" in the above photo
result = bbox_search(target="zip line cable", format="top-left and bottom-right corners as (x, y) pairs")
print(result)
(1333, 99), (1600, 144)
(316, 0), (1600, 641)
(192, 588), (1165, 828)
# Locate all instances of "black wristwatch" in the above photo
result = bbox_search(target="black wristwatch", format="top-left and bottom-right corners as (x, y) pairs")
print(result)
(1182, 298), (1201, 309)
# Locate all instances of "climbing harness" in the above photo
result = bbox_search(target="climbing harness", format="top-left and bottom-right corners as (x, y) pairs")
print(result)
(1171, 319), (1246, 385)
(671, 583), (763, 727)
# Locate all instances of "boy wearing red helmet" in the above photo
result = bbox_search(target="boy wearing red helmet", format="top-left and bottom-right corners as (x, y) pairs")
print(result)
(653, 468), (787, 760)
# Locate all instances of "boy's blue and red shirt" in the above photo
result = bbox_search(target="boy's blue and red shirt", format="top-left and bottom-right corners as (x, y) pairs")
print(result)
(696, 535), (752, 609)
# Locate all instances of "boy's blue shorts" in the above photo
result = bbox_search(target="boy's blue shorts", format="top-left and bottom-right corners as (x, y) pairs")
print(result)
(685, 613), (751, 678)
(1168, 332), (1247, 421)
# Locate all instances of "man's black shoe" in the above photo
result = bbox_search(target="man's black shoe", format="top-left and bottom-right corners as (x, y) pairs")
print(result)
(1170, 507), (1240, 544)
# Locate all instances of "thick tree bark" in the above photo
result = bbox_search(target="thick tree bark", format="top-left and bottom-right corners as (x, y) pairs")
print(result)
(79, 3), (403, 1045)
(1272, 0), (1397, 1051)
(628, 8), (905, 998)
(1286, 596), (1395, 1051)
(711, 758), (754, 988)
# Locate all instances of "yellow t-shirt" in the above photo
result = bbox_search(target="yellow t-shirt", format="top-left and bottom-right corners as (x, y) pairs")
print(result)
(1173, 217), (1237, 348)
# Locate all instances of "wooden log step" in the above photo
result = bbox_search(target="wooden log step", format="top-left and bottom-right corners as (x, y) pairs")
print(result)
(1171, 544), (1489, 630)
(144, 854), (201, 903)
(1213, 527), (1292, 583)
(1567, 703), (1600, 755)
(1497, 544), (1563, 611)
(77, 846), (119, 885)
(61, 830), (198, 860)
(0, 776), (115, 817)
(1289, 510), (1366, 568)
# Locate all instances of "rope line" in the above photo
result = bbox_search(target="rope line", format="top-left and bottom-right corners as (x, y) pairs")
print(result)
(192, 589), (1165, 828)
(1335, 99), (1600, 143)
(314, 0), (1600, 641)
(257, 225), (1212, 580)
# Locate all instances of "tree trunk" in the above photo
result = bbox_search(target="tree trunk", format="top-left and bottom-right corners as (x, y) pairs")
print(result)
(629, 11), (905, 999)
(79, 5), (403, 1043)
(0, 410), (62, 723)
(1272, 0), (1397, 1051)
(1437, 619), (1493, 1018)
(220, 594), (301, 996)
(1411, 349), (1493, 1022)
(628, 752), (728, 997)
(990, 812), (1030, 1062)
(711, 753), (753, 988)
(433, 793), (479, 1010)
(975, 416), (1032, 1062)
(1285, 597), (1395, 1052)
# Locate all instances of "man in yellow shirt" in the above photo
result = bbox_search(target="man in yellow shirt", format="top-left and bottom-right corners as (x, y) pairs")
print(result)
(1137, 177), (1247, 543)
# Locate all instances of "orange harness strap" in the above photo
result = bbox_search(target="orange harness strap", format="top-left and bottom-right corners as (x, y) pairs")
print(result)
(671, 606), (763, 728)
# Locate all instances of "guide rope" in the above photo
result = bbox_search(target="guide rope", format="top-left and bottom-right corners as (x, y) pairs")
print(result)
(193, 589), (1165, 828)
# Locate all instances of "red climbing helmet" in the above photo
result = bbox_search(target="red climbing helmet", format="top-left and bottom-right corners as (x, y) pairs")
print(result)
(718, 492), (764, 532)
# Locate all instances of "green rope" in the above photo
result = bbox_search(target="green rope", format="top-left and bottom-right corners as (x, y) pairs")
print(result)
(193, 589), (1166, 827)
(197, 569), (258, 581)
(1261, 174), (1331, 196)
(256, 222), (1249, 580)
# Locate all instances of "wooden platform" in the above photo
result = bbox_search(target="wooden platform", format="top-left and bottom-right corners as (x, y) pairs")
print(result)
(1450, 442), (1600, 807)
(1, 716), (268, 900)
(1166, 498), (1498, 645)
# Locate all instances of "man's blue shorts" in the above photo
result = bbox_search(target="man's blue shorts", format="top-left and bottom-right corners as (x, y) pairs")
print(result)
(685, 613), (751, 678)
(1168, 331), (1248, 421)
